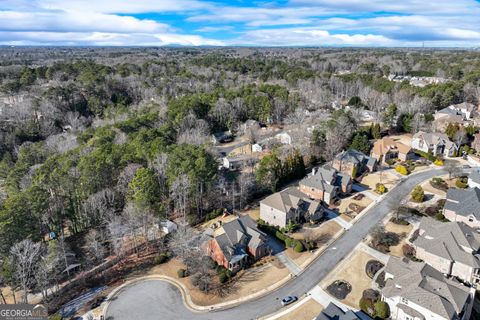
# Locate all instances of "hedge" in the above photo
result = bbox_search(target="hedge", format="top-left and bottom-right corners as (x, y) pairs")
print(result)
(395, 165), (409, 175)
(414, 149), (435, 161)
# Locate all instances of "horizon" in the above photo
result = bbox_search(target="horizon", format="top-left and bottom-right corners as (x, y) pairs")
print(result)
(1, 0), (480, 47)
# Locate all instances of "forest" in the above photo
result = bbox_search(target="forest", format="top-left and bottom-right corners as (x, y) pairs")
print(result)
(1, 47), (480, 313)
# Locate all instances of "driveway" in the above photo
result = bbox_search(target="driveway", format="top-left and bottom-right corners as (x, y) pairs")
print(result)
(105, 167), (466, 320)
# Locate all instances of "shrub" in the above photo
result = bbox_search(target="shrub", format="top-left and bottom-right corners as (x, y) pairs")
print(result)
(362, 289), (380, 302)
(375, 183), (387, 194)
(395, 165), (409, 175)
(154, 253), (169, 264)
(402, 244), (415, 258)
(385, 158), (396, 166)
(365, 260), (384, 278)
(414, 149), (435, 161)
(205, 208), (223, 221)
(285, 237), (294, 248)
(294, 241), (304, 253)
(430, 177), (448, 191)
(49, 315), (63, 320)
(455, 177), (468, 188)
(359, 298), (375, 317)
(275, 230), (286, 241)
(219, 272), (228, 283)
(374, 301), (390, 319)
(433, 159), (444, 166)
(435, 213), (448, 222)
(177, 268), (188, 278)
(411, 185), (425, 202)
(390, 217), (409, 225)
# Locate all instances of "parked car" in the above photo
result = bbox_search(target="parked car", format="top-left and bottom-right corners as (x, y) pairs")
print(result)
(281, 296), (298, 306)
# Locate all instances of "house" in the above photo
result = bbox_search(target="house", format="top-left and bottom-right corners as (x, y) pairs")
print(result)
(222, 155), (256, 171)
(411, 131), (458, 157)
(299, 166), (352, 205)
(435, 102), (475, 121)
(382, 257), (474, 320)
(412, 217), (480, 284)
(471, 133), (480, 152)
(371, 137), (414, 164)
(160, 220), (177, 234)
(316, 302), (368, 320)
(204, 215), (269, 271)
(260, 187), (325, 228)
(212, 131), (233, 145)
(468, 171), (480, 189)
(444, 187), (480, 228)
(332, 149), (376, 178)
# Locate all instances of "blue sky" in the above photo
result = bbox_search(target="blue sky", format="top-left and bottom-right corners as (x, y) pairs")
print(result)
(1, 0), (480, 46)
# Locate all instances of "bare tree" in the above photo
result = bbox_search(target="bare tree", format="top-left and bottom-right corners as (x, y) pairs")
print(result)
(85, 229), (106, 265)
(170, 174), (190, 224)
(10, 240), (42, 303)
(238, 173), (255, 209)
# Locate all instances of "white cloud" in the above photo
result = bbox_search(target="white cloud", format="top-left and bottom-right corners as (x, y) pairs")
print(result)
(0, 11), (170, 33)
(0, 31), (225, 46)
(231, 27), (396, 46)
(37, 0), (210, 14)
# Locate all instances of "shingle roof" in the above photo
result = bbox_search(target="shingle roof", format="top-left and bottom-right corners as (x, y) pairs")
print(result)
(215, 215), (267, 262)
(383, 258), (470, 319)
(414, 217), (480, 268)
(300, 166), (351, 193)
(413, 131), (457, 150)
(316, 303), (363, 320)
(335, 149), (370, 165)
(469, 171), (480, 185)
(445, 187), (480, 220)
(261, 187), (323, 216)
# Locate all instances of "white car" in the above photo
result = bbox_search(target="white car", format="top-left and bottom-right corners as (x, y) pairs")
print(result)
(281, 296), (298, 306)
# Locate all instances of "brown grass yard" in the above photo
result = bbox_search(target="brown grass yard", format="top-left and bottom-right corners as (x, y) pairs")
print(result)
(278, 298), (324, 320)
(320, 250), (376, 308)
(148, 257), (290, 306)
(384, 221), (413, 258)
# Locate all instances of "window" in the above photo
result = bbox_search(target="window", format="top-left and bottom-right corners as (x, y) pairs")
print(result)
(401, 297), (408, 305)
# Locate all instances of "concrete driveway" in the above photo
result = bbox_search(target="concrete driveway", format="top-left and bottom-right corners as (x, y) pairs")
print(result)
(105, 167), (465, 320)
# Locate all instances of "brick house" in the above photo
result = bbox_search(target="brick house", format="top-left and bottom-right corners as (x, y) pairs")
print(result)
(370, 137), (414, 164)
(299, 166), (352, 205)
(332, 149), (377, 178)
(204, 215), (269, 271)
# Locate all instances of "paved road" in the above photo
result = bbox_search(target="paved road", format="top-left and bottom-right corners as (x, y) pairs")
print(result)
(105, 167), (458, 320)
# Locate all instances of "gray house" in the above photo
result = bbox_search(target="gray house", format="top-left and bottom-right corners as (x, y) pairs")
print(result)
(412, 217), (480, 284)
(382, 257), (474, 320)
(316, 303), (368, 320)
(260, 187), (324, 228)
(444, 187), (480, 228)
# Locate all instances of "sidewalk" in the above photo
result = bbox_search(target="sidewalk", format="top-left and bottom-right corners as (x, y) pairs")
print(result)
(275, 251), (302, 275)
(357, 243), (390, 264)
(324, 209), (353, 229)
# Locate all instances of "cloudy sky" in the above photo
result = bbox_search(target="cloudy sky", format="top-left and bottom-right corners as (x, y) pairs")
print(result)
(1, 0), (480, 46)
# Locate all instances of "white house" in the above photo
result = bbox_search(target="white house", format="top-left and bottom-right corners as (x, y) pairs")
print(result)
(382, 257), (474, 320)
(411, 131), (458, 157)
